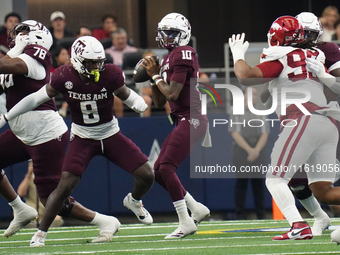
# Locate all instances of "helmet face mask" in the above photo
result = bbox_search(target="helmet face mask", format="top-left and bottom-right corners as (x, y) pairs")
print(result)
(8, 20), (52, 50)
(71, 36), (106, 82)
(156, 13), (191, 49)
(267, 16), (304, 47)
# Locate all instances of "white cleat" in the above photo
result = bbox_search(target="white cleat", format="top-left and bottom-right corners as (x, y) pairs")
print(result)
(312, 212), (331, 236)
(123, 193), (153, 225)
(331, 227), (340, 245)
(191, 203), (210, 225)
(4, 205), (38, 237)
(30, 230), (46, 247)
(164, 220), (197, 239)
(91, 217), (121, 243)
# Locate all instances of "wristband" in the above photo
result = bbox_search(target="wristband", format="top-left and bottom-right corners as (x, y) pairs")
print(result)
(155, 78), (164, 86)
(152, 74), (161, 81)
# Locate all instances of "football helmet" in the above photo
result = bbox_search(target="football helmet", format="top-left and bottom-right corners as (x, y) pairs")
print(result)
(70, 36), (106, 82)
(156, 13), (191, 48)
(8, 20), (53, 50)
(295, 12), (323, 43)
(267, 16), (304, 47)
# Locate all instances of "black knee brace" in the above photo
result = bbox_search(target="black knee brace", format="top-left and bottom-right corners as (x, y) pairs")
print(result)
(0, 169), (5, 182)
(289, 184), (312, 200)
(58, 196), (75, 217)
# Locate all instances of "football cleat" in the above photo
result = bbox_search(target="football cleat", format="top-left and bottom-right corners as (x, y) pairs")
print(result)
(91, 216), (121, 243)
(311, 212), (331, 236)
(123, 193), (153, 225)
(30, 230), (47, 247)
(331, 227), (340, 245)
(4, 205), (38, 237)
(273, 221), (313, 241)
(190, 203), (210, 225)
(164, 220), (197, 239)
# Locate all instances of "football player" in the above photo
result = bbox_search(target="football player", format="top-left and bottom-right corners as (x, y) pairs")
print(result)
(141, 13), (210, 239)
(0, 35), (154, 246)
(0, 21), (123, 243)
(229, 16), (340, 241)
(261, 12), (340, 238)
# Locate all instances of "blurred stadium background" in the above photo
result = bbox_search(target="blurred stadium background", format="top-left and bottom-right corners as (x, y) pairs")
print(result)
(0, 0), (340, 227)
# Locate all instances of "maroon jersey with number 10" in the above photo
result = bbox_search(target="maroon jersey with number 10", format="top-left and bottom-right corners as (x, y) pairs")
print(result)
(160, 45), (203, 118)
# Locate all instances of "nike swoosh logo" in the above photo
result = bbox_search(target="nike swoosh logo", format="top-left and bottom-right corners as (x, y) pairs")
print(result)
(291, 227), (309, 236)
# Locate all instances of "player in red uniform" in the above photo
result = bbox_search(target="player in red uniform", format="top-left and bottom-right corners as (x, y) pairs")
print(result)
(0, 36), (154, 246)
(229, 16), (340, 241)
(142, 13), (210, 239)
(0, 21), (124, 243)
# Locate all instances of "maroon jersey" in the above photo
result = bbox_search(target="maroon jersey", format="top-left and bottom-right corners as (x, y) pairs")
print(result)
(160, 46), (202, 117)
(318, 42), (340, 69)
(1, 44), (56, 111)
(51, 64), (124, 126)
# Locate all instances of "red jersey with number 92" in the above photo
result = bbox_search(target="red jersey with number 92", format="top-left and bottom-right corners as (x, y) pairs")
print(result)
(257, 46), (328, 118)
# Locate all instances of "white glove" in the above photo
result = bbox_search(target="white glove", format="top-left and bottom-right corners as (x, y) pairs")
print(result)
(228, 33), (249, 64)
(306, 58), (336, 88)
(0, 114), (8, 129)
(122, 89), (148, 113)
(7, 32), (29, 58)
(131, 100), (148, 113)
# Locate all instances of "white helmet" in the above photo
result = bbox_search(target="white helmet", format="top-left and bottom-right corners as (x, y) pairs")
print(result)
(156, 12), (191, 48)
(295, 12), (323, 43)
(9, 20), (53, 50)
(70, 36), (106, 82)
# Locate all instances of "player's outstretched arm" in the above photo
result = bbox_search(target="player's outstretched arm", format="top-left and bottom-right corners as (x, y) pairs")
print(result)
(115, 85), (148, 113)
(306, 58), (338, 90)
(1, 84), (58, 126)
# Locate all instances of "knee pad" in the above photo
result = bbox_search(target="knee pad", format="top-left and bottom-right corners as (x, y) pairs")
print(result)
(289, 184), (312, 200)
(0, 169), (5, 182)
(58, 196), (75, 217)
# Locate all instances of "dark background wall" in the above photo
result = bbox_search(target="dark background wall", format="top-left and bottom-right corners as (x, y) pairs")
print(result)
(20, 0), (340, 68)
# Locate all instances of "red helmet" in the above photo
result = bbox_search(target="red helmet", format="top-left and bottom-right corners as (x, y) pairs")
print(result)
(267, 16), (304, 46)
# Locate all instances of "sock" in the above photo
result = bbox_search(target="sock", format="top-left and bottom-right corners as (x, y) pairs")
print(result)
(299, 195), (326, 218)
(8, 195), (27, 212)
(90, 212), (115, 233)
(184, 192), (197, 212)
(266, 178), (303, 225)
(173, 199), (190, 224)
(36, 229), (47, 238)
(131, 195), (141, 203)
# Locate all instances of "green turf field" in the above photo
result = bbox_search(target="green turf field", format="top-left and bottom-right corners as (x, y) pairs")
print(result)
(1, 218), (340, 254)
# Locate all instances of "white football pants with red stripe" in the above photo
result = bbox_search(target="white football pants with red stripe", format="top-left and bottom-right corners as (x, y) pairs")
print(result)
(266, 114), (338, 225)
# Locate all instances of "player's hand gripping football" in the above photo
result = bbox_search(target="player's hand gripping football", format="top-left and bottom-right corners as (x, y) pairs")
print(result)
(229, 33), (249, 64)
(0, 114), (8, 129)
(306, 57), (336, 88)
(7, 32), (30, 58)
(141, 56), (160, 78)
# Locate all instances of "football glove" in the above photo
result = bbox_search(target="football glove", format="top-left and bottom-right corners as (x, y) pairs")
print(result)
(123, 89), (148, 113)
(306, 58), (336, 88)
(7, 32), (29, 58)
(229, 33), (249, 64)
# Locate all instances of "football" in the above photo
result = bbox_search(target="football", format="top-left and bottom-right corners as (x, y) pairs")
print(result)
(133, 55), (159, 83)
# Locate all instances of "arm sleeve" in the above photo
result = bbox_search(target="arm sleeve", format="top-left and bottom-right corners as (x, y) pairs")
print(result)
(256, 60), (283, 78)
(5, 85), (51, 121)
(18, 54), (46, 80)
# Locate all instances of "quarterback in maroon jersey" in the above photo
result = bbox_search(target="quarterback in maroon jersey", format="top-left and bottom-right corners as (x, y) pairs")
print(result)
(142, 13), (210, 239)
(0, 21), (125, 243)
(0, 36), (154, 246)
